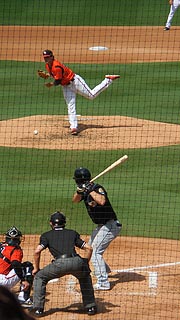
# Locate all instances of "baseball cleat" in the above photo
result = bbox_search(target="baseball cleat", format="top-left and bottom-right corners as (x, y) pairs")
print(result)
(105, 75), (120, 80)
(29, 308), (44, 317)
(86, 306), (97, 315)
(19, 298), (33, 308)
(93, 282), (110, 290)
(164, 27), (170, 31)
(71, 128), (78, 135)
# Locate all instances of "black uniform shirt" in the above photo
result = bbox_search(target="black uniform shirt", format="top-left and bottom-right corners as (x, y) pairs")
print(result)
(83, 184), (117, 225)
(39, 228), (85, 259)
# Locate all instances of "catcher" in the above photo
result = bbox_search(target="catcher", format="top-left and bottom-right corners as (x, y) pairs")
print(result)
(0, 226), (34, 308)
(37, 49), (120, 135)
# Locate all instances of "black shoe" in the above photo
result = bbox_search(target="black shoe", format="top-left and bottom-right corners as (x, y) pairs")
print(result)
(164, 27), (170, 31)
(29, 308), (44, 317)
(86, 306), (97, 315)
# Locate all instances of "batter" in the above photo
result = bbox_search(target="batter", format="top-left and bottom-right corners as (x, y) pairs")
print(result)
(72, 167), (122, 290)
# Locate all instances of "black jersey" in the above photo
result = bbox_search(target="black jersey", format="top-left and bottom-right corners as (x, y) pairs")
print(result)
(39, 228), (85, 259)
(83, 184), (117, 225)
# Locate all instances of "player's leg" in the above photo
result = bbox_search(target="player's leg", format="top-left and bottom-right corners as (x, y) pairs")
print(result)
(0, 269), (20, 289)
(165, 3), (178, 29)
(90, 221), (121, 290)
(73, 74), (115, 100)
(62, 86), (78, 132)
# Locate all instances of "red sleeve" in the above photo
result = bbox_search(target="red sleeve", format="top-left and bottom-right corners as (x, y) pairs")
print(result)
(11, 248), (23, 262)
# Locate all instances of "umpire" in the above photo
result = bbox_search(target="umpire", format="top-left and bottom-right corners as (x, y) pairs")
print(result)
(30, 211), (97, 317)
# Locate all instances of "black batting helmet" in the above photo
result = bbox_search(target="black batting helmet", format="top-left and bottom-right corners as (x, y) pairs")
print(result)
(42, 49), (54, 58)
(50, 211), (66, 227)
(73, 167), (91, 183)
(5, 226), (22, 246)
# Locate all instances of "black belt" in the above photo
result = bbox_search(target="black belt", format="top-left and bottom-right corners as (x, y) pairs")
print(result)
(98, 220), (122, 227)
(67, 78), (74, 85)
(56, 253), (77, 259)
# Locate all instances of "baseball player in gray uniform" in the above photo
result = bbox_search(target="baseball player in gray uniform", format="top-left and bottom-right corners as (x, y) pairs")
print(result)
(164, 0), (180, 30)
(72, 168), (122, 291)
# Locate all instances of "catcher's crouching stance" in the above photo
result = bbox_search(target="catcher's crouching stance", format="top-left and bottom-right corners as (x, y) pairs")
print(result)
(0, 226), (34, 308)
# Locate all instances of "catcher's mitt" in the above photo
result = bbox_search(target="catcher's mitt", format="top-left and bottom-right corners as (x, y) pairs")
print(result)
(37, 70), (49, 79)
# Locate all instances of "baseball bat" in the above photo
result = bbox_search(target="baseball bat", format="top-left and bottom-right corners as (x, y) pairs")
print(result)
(90, 155), (128, 182)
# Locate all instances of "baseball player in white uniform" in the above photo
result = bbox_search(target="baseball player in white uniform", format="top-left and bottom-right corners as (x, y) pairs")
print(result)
(38, 50), (120, 135)
(164, 0), (180, 30)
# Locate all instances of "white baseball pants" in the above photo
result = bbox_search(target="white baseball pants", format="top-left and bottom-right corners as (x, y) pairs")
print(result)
(165, 0), (180, 28)
(0, 269), (20, 289)
(62, 74), (113, 129)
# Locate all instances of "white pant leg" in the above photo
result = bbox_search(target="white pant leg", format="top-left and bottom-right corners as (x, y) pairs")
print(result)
(89, 221), (121, 284)
(0, 269), (20, 289)
(166, 2), (180, 28)
(73, 74), (113, 100)
(62, 85), (77, 129)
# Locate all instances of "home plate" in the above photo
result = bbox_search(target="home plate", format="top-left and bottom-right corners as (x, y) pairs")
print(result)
(89, 46), (108, 51)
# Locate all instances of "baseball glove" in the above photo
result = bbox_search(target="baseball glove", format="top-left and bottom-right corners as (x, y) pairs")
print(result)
(37, 70), (50, 79)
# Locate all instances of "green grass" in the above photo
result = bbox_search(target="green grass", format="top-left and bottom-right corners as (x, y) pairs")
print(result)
(1, 3), (180, 241)
(1, 61), (180, 239)
(0, 61), (180, 124)
(0, 146), (180, 239)
(0, 0), (171, 26)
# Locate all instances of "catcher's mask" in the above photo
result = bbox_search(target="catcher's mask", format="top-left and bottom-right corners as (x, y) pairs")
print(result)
(43, 49), (54, 59)
(50, 211), (66, 228)
(73, 167), (91, 184)
(5, 226), (22, 246)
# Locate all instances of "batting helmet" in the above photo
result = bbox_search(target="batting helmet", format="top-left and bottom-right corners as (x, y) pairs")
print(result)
(5, 226), (22, 246)
(73, 167), (91, 183)
(43, 49), (54, 58)
(50, 211), (66, 227)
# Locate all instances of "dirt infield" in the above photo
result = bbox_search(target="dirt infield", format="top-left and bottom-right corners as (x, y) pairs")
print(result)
(1, 26), (180, 319)
(19, 235), (179, 320)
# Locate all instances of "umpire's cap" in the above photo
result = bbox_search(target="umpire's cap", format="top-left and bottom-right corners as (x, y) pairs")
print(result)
(43, 49), (53, 58)
(50, 211), (66, 227)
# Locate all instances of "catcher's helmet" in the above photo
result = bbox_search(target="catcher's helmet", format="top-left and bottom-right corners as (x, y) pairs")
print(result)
(50, 211), (66, 227)
(43, 49), (53, 58)
(5, 226), (22, 246)
(73, 167), (91, 183)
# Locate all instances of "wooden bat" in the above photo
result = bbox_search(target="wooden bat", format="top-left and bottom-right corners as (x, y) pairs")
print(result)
(90, 155), (128, 182)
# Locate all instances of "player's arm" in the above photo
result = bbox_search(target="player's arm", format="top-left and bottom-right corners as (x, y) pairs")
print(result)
(81, 243), (93, 262)
(11, 260), (30, 290)
(33, 244), (44, 275)
(89, 191), (106, 206)
(72, 192), (82, 203)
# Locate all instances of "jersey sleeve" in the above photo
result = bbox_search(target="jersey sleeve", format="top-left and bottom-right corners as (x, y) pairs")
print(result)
(39, 233), (49, 249)
(11, 248), (23, 262)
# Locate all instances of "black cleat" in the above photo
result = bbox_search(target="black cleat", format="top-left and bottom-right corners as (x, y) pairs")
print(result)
(86, 306), (97, 316)
(29, 308), (44, 317)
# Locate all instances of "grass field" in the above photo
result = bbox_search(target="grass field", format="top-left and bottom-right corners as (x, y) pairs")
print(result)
(0, 1), (180, 240)
(0, 0), (171, 26)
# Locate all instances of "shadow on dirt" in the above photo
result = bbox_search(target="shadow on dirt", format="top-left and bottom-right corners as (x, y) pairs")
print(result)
(109, 272), (146, 289)
(42, 297), (118, 316)
(78, 122), (142, 133)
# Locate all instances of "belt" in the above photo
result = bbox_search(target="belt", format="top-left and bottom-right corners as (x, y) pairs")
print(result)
(67, 78), (74, 85)
(98, 220), (122, 227)
(56, 253), (77, 259)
